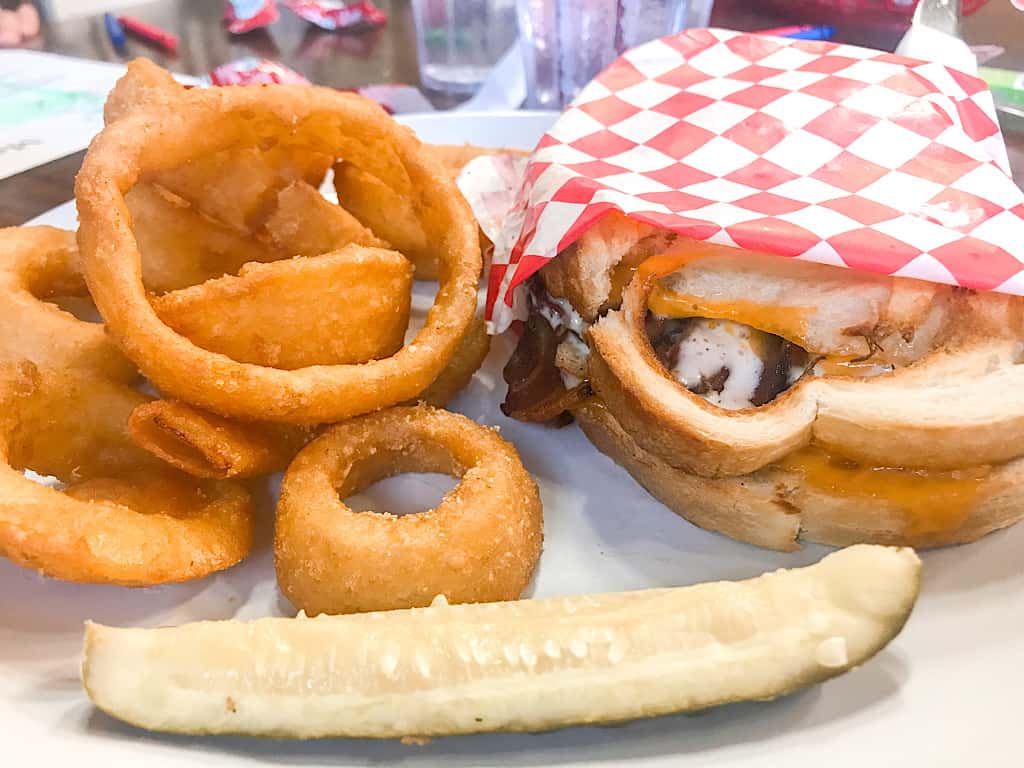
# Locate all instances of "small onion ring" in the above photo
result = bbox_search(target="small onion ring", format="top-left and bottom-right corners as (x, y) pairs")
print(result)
(149, 245), (413, 370)
(128, 400), (312, 480)
(76, 84), (481, 423)
(275, 405), (543, 615)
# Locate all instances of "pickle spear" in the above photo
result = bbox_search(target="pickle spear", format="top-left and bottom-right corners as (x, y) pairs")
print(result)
(82, 545), (919, 739)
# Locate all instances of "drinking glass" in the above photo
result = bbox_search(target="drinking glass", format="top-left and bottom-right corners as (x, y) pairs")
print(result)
(412, 0), (520, 94)
(516, 0), (692, 109)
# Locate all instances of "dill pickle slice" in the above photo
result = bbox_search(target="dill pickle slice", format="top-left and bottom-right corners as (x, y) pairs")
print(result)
(82, 545), (919, 739)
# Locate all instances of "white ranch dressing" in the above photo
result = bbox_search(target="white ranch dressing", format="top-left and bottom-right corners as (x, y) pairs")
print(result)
(672, 320), (765, 410)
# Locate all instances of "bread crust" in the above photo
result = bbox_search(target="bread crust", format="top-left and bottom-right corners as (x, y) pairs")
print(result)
(539, 214), (674, 321)
(577, 401), (1024, 551)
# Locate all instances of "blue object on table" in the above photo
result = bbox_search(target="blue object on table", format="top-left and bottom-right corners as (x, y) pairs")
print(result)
(759, 24), (835, 41)
(788, 26), (834, 41)
(104, 13), (126, 53)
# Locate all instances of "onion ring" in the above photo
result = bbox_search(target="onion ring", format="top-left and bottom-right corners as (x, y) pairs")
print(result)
(77, 83), (481, 423)
(131, 245), (411, 477)
(106, 59), (330, 233)
(133, 298), (482, 480)
(128, 400), (312, 480)
(150, 244), (413, 369)
(0, 227), (253, 585)
(132, 309), (481, 481)
(413, 314), (490, 408)
(129, 202), (412, 478)
(275, 405), (543, 615)
(127, 182), (284, 294)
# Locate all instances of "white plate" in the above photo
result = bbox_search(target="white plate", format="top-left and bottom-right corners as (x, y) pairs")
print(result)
(8, 111), (1024, 768)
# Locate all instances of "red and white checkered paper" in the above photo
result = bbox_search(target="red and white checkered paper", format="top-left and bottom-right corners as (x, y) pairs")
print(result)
(484, 28), (1024, 332)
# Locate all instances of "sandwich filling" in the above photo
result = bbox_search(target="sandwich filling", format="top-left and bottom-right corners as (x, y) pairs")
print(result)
(646, 316), (807, 410)
(501, 282), (591, 424)
(503, 236), (953, 422)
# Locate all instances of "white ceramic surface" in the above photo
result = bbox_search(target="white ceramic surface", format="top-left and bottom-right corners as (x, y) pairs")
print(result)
(8, 111), (1023, 768)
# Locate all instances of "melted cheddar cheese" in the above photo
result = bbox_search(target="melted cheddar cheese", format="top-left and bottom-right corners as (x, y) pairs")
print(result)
(648, 286), (812, 351)
(778, 447), (990, 536)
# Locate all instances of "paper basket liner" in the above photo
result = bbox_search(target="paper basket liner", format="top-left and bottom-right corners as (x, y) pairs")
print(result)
(482, 28), (1024, 332)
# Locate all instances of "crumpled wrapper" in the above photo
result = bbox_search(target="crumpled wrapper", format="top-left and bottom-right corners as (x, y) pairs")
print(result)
(475, 28), (1024, 333)
(224, 0), (279, 34)
(282, 0), (386, 30)
(204, 58), (311, 86)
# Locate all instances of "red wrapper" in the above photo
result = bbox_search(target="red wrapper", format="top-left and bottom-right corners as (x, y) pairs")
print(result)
(202, 59), (433, 115)
(205, 58), (310, 86)
(224, 0), (279, 34)
(484, 28), (1024, 332)
(282, 0), (386, 30)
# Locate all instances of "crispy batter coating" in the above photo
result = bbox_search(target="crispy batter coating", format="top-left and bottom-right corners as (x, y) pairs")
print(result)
(77, 81), (481, 423)
(275, 405), (543, 615)
(0, 227), (253, 585)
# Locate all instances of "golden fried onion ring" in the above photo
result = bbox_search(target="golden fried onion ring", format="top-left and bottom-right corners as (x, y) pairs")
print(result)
(127, 198), (412, 479)
(126, 182), (284, 294)
(0, 227), (253, 585)
(275, 405), (543, 615)
(128, 315), (487, 482)
(413, 314), (490, 408)
(106, 59), (330, 233)
(128, 400), (312, 480)
(131, 284), (483, 481)
(130, 314), (486, 481)
(129, 244), (413, 480)
(77, 84), (481, 423)
(150, 244), (413, 369)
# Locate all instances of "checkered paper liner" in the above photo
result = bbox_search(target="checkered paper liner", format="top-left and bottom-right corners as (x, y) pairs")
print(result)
(483, 28), (1024, 333)
(458, 153), (530, 246)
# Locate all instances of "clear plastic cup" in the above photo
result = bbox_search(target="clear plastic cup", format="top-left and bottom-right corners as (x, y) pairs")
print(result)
(517, 0), (692, 109)
(412, 0), (520, 94)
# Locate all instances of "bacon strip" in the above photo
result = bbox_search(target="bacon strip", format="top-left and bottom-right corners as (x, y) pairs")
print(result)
(501, 315), (588, 425)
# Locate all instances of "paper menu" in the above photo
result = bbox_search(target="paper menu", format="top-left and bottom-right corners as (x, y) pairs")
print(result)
(0, 50), (196, 185)
(0, 51), (121, 183)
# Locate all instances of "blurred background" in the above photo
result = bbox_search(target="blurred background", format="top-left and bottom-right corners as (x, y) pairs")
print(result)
(2, 1), (1019, 99)
(0, 0), (1021, 224)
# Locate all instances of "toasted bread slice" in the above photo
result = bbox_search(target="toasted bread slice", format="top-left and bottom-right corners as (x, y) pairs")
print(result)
(577, 401), (1024, 551)
(589, 259), (1024, 476)
(540, 213), (675, 321)
(650, 248), (953, 360)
